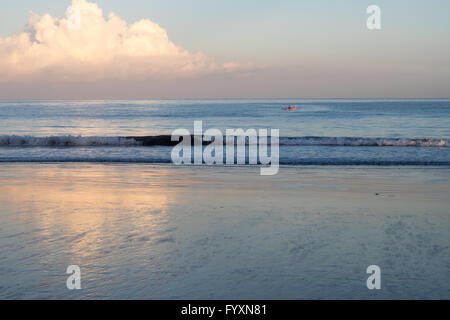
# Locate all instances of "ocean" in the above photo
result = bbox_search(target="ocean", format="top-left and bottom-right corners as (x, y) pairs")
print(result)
(0, 99), (449, 299)
(0, 99), (449, 165)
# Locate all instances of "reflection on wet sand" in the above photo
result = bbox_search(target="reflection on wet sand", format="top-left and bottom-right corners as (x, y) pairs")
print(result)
(0, 164), (449, 299)
(0, 164), (181, 298)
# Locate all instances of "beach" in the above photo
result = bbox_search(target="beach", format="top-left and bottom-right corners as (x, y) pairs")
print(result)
(1, 163), (449, 299)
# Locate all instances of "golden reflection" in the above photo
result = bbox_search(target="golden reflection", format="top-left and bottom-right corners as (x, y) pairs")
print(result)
(0, 164), (175, 261)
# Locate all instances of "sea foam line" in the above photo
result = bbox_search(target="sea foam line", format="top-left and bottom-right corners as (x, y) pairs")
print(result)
(0, 135), (448, 147)
(0, 135), (141, 146)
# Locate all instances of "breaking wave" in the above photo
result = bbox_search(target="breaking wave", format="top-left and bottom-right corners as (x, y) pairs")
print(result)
(279, 137), (450, 147)
(0, 135), (448, 147)
(0, 135), (141, 146)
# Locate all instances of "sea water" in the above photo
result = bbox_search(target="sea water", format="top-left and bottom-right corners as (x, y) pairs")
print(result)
(0, 99), (449, 165)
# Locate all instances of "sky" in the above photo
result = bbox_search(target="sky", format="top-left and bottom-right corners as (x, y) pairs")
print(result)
(0, 0), (449, 99)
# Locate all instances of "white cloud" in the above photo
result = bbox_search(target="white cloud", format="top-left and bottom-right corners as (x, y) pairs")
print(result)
(0, 0), (256, 82)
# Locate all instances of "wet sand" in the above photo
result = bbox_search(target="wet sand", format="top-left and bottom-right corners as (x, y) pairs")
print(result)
(0, 163), (449, 299)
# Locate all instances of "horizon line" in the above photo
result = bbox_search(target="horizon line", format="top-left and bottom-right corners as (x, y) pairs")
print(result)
(1, 97), (450, 101)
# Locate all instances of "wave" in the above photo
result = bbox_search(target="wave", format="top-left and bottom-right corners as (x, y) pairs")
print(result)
(0, 135), (141, 146)
(0, 158), (448, 166)
(279, 137), (450, 147)
(0, 135), (449, 147)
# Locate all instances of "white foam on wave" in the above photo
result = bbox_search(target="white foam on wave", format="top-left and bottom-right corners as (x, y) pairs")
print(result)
(278, 137), (450, 147)
(0, 135), (141, 146)
(0, 135), (448, 147)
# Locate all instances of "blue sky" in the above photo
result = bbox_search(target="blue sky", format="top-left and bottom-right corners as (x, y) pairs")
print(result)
(1, 0), (449, 98)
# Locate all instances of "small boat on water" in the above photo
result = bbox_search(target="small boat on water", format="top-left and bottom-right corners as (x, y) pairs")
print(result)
(284, 105), (297, 111)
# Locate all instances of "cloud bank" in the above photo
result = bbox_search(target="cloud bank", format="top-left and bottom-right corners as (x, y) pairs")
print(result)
(0, 0), (254, 83)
